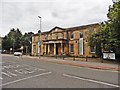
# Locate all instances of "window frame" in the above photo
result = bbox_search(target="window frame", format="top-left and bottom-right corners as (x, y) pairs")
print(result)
(62, 33), (64, 39)
(50, 34), (52, 40)
(70, 32), (74, 39)
(34, 36), (36, 41)
(56, 33), (58, 39)
(70, 44), (74, 53)
(80, 32), (83, 38)
(44, 34), (48, 40)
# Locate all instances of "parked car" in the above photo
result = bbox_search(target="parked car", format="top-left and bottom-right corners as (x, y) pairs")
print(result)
(14, 52), (22, 56)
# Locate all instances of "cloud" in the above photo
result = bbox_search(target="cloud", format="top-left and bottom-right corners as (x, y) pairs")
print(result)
(1, 0), (113, 37)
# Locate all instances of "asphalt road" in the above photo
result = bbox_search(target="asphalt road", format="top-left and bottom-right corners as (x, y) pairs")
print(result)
(1, 54), (119, 88)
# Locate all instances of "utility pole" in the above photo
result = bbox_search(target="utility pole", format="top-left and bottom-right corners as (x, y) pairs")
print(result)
(38, 16), (42, 59)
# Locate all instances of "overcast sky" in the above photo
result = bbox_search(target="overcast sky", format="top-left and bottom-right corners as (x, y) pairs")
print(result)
(0, 0), (113, 37)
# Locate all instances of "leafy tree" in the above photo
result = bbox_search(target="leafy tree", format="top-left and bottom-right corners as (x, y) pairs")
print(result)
(21, 32), (34, 54)
(2, 28), (22, 52)
(88, 1), (120, 59)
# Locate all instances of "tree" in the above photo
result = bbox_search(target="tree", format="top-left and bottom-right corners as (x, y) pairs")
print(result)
(2, 28), (22, 52)
(21, 32), (34, 55)
(88, 1), (120, 59)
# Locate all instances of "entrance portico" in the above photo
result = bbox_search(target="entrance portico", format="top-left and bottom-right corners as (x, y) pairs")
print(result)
(42, 40), (66, 56)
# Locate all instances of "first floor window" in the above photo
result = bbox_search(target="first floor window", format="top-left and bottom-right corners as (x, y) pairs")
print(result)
(56, 33), (58, 39)
(80, 32), (83, 38)
(70, 44), (74, 53)
(44, 34), (48, 40)
(34, 36), (36, 41)
(62, 33), (64, 39)
(50, 34), (52, 40)
(70, 32), (74, 39)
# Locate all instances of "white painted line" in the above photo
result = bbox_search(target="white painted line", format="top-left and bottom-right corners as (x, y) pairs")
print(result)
(0, 72), (52, 86)
(15, 70), (23, 74)
(2, 72), (12, 78)
(3, 66), (9, 69)
(6, 71), (17, 77)
(63, 74), (120, 88)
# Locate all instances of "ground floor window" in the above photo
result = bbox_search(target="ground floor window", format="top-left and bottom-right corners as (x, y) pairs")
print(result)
(33, 45), (36, 53)
(70, 44), (74, 53)
(50, 44), (53, 54)
(90, 46), (95, 53)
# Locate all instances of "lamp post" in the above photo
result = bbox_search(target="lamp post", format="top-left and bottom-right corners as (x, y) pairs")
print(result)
(38, 16), (42, 59)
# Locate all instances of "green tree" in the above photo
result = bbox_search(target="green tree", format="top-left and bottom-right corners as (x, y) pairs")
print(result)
(88, 1), (120, 59)
(21, 32), (34, 55)
(2, 28), (22, 52)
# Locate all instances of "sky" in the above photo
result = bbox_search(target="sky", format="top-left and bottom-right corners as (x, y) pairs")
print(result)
(0, 0), (113, 37)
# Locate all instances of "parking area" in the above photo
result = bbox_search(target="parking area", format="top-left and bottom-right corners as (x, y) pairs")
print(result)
(1, 61), (51, 86)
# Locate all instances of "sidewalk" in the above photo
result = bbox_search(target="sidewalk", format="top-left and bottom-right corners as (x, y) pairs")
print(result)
(24, 55), (120, 71)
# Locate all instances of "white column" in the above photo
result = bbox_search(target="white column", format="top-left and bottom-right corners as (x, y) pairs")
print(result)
(54, 43), (56, 55)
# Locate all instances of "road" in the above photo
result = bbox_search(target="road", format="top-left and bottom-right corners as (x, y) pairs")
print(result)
(1, 54), (119, 88)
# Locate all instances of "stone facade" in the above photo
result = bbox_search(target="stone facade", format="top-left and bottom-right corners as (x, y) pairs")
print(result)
(32, 23), (99, 57)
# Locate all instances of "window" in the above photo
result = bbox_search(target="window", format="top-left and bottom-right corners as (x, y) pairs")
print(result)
(70, 32), (74, 39)
(50, 34), (52, 40)
(33, 45), (36, 53)
(56, 33), (58, 39)
(44, 34), (48, 40)
(90, 46), (95, 53)
(70, 44), (74, 53)
(62, 33), (64, 39)
(80, 32), (83, 38)
(34, 36), (36, 41)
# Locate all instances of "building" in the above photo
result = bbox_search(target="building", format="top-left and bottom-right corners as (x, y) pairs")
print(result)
(32, 23), (99, 57)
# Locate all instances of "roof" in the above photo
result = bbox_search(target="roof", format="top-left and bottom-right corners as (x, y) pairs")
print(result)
(66, 23), (99, 31)
(33, 23), (99, 36)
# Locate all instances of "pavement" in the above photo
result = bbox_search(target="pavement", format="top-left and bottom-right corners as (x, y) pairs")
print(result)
(23, 55), (120, 71)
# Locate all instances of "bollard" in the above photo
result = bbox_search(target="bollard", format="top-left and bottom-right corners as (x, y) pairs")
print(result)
(101, 55), (103, 63)
(55, 54), (57, 59)
(63, 55), (64, 60)
(73, 56), (75, 61)
(101, 59), (103, 63)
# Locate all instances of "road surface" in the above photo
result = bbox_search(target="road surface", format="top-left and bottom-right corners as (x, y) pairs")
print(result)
(1, 54), (119, 88)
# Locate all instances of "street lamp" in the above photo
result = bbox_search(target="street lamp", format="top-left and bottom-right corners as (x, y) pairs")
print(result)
(38, 16), (42, 58)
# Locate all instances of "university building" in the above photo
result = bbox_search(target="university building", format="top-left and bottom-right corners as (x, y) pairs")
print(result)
(32, 23), (99, 57)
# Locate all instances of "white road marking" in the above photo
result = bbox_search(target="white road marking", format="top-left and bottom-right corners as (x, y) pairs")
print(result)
(63, 74), (120, 88)
(6, 71), (17, 77)
(0, 72), (52, 86)
(15, 70), (24, 74)
(3, 65), (15, 69)
(2, 72), (12, 78)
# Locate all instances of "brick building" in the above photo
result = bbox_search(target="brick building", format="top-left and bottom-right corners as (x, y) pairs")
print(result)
(32, 23), (99, 57)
